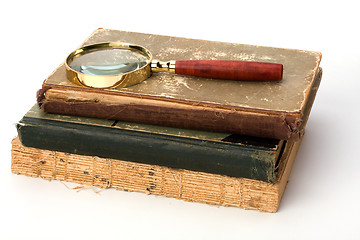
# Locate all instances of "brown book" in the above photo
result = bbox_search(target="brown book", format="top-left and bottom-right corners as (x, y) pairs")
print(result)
(39, 28), (322, 141)
(11, 135), (302, 213)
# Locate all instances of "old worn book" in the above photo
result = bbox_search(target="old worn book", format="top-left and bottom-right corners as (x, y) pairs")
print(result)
(38, 28), (322, 141)
(17, 105), (287, 183)
(11, 134), (302, 212)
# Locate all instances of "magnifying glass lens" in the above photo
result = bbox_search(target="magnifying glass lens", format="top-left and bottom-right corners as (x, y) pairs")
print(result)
(69, 48), (149, 76)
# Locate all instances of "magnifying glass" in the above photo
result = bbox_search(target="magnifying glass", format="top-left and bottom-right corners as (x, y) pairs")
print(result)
(65, 42), (283, 89)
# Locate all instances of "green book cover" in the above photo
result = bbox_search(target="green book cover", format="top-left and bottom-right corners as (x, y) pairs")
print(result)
(17, 105), (286, 183)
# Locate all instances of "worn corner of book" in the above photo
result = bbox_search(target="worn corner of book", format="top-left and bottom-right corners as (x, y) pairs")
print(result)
(36, 87), (52, 108)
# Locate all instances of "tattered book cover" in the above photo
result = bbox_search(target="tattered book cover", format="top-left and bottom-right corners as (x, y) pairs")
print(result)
(39, 28), (322, 140)
(18, 105), (288, 183)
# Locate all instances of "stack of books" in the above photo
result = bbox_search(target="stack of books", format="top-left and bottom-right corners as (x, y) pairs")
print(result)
(11, 29), (322, 212)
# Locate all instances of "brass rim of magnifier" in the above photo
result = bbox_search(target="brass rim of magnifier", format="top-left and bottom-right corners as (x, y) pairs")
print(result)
(65, 42), (153, 89)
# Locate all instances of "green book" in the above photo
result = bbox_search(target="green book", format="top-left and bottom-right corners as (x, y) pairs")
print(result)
(17, 105), (286, 183)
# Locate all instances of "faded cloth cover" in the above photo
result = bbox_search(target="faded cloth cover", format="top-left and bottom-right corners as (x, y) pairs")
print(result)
(11, 135), (302, 212)
(39, 28), (322, 141)
(17, 105), (285, 183)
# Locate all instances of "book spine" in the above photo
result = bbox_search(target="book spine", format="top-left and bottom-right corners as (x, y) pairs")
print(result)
(39, 94), (302, 141)
(12, 137), (295, 212)
(17, 118), (278, 182)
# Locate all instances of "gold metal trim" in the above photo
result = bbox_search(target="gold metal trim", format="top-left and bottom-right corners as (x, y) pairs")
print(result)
(151, 60), (176, 74)
(65, 42), (153, 89)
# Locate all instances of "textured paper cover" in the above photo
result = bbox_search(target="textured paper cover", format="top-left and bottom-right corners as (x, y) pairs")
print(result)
(11, 136), (302, 213)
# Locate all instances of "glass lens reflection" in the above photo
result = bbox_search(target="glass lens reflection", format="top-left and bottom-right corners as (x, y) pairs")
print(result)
(69, 48), (149, 75)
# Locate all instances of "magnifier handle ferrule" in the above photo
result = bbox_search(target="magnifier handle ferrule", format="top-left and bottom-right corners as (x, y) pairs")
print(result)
(151, 60), (176, 74)
(174, 60), (283, 81)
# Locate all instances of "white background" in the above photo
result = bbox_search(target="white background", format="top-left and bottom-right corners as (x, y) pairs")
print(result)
(1, 1), (359, 239)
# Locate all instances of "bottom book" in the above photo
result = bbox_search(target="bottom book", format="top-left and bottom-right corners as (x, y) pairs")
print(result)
(11, 136), (302, 212)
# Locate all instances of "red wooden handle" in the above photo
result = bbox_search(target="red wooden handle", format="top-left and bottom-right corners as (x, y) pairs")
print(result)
(175, 60), (283, 81)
